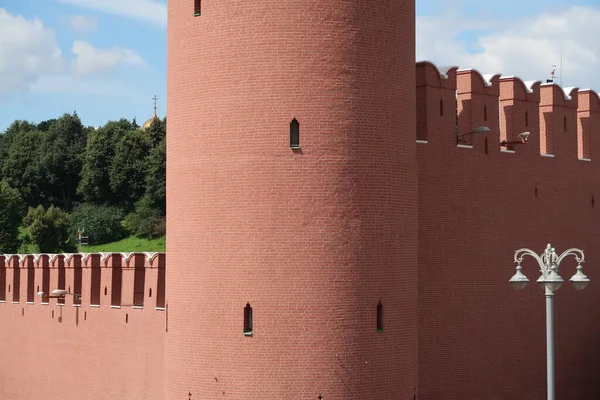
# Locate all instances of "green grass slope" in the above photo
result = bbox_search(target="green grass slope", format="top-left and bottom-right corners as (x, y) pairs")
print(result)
(81, 236), (165, 253)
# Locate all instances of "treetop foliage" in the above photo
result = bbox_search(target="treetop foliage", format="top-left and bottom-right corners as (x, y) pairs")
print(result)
(0, 113), (167, 252)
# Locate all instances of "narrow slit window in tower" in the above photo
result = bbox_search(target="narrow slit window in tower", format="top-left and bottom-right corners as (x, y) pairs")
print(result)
(440, 99), (444, 116)
(290, 118), (300, 149)
(244, 303), (253, 335)
(484, 105), (488, 121)
(564, 116), (567, 131)
(194, 0), (201, 16)
(525, 111), (529, 127)
(377, 302), (383, 332)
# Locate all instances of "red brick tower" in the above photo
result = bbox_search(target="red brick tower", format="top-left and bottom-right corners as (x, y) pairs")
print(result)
(166, 1), (418, 398)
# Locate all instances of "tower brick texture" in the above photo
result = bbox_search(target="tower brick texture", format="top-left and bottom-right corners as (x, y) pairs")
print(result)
(165, 0), (418, 399)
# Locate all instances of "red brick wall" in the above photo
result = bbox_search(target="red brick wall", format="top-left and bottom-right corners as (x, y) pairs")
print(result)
(5, 4), (600, 399)
(166, 0), (418, 399)
(0, 253), (166, 400)
(417, 64), (600, 399)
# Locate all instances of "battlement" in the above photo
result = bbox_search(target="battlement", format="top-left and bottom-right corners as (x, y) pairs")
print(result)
(416, 61), (600, 162)
(0, 252), (166, 310)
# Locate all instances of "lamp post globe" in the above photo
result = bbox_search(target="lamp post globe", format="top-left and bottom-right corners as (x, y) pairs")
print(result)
(509, 265), (529, 291)
(569, 265), (590, 291)
(543, 269), (564, 293)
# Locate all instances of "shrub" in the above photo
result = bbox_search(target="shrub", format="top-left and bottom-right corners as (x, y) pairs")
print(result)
(122, 196), (163, 238)
(69, 203), (128, 245)
(24, 205), (75, 253)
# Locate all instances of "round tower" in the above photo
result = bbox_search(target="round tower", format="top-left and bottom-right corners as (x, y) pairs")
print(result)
(166, 1), (418, 398)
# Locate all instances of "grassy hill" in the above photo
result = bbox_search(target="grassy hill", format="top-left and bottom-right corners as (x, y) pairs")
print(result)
(17, 232), (165, 254)
(81, 236), (165, 253)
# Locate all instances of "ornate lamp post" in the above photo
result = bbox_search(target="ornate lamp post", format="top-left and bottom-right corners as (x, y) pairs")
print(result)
(509, 244), (590, 400)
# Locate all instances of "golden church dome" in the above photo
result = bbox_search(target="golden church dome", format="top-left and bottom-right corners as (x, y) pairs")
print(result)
(141, 95), (161, 131)
(141, 112), (159, 131)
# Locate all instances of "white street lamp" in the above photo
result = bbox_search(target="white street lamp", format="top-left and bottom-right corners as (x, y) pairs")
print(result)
(509, 243), (590, 400)
(37, 289), (81, 301)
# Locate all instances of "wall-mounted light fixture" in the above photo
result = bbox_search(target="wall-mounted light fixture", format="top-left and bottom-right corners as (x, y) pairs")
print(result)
(456, 126), (490, 145)
(37, 289), (81, 301)
(500, 131), (530, 147)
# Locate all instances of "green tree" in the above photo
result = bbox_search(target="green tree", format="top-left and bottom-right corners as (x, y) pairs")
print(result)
(78, 119), (137, 205)
(2, 129), (46, 208)
(36, 119), (57, 132)
(122, 195), (164, 238)
(109, 129), (152, 210)
(0, 181), (24, 252)
(146, 116), (166, 146)
(40, 113), (87, 210)
(145, 136), (166, 215)
(0, 120), (37, 182)
(24, 205), (74, 253)
(69, 203), (127, 245)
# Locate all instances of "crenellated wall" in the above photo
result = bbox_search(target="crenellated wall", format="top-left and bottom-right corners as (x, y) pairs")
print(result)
(3, 56), (600, 399)
(417, 61), (600, 161)
(0, 253), (166, 400)
(577, 89), (600, 160)
(417, 62), (600, 399)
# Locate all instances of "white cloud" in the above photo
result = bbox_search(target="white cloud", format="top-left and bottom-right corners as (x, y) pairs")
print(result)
(56, 0), (166, 27)
(0, 8), (64, 95)
(417, 6), (600, 92)
(31, 74), (138, 96)
(71, 40), (148, 76)
(69, 14), (99, 33)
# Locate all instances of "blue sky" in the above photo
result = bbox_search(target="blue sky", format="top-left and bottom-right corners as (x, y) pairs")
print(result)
(0, 0), (166, 131)
(1, 0), (600, 131)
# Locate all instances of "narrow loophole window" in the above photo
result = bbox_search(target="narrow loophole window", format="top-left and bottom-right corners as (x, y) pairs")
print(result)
(290, 118), (300, 149)
(84, 311), (87, 321)
(377, 302), (383, 332)
(165, 303), (169, 332)
(126, 314), (129, 324)
(564, 116), (567, 131)
(104, 286), (108, 296)
(149, 288), (153, 298)
(244, 303), (253, 335)
(525, 111), (529, 127)
(440, 98), (444, 116)
(484, 105), (488, 121)
(194, 0), (201, 16)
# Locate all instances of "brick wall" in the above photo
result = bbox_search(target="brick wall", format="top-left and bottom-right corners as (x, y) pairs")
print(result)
(166, 0), (418, 399)
(0, 253), (166, 400)
(417, 63), (600, 399)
